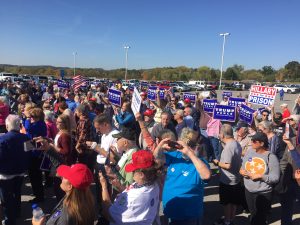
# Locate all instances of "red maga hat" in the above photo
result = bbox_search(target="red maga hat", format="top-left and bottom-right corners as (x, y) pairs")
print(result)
(125, 150), (154, 172)
(57, 163), (93, 190)
(143, 109), (155, 117)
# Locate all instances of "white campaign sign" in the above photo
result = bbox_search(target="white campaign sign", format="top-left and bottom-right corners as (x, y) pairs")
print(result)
(131, 87), (142, 115)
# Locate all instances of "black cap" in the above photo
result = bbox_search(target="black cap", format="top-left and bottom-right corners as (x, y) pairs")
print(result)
(236, 121), (248, 130)
(251, 132), (269, 148)
(112, 128), (136, 141)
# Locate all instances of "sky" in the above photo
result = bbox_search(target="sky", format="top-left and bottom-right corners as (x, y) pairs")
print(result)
(0, 0), (299, 70)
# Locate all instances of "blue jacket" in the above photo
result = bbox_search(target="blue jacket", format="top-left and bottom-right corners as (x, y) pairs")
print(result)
(116, 111), (135, 130)
(24, 120), (47, 140)
(24, 120), (47, 157)
(66, 99), (77, 112)
(0, 131), (30, 175)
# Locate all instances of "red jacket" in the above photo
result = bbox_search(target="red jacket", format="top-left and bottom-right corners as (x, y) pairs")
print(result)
(0, 103), (9, 126)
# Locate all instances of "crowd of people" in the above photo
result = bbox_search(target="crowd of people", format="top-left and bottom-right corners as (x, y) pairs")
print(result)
(0, 79), (299, 225)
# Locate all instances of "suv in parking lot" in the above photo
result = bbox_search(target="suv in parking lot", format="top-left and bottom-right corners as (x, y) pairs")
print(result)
(169, 83), (190, 92)
(273, 84), (300, 94)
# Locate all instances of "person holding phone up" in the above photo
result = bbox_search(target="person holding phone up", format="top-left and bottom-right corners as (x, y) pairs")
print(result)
(153, 128), (211, 225)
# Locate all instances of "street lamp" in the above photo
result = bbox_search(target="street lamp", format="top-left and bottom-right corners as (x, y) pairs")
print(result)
(73, 52), (77, 76)
(124, 46), (130, 81)
(219, 32), (230, 90)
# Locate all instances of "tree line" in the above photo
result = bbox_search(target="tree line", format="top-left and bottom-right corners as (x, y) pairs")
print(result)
(0, 61), (299, 82)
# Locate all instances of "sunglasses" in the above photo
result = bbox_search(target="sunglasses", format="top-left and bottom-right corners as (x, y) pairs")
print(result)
(262, 114), (268, 116)
(251, 140), (261, 143)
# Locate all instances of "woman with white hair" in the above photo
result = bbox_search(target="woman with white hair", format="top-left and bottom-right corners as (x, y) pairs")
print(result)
(0, 96), (9, 133)
(258, 121), (283, 160)
(0, 114), (30, 225)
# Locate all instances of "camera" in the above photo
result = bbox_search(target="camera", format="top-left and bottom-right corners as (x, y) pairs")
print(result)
(167, 140), (183, 149)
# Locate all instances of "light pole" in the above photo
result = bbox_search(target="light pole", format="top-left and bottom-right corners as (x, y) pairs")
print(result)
(124, 46), (130, 81)
(219, 32), (230, 90)
(73, 52), (77, 76)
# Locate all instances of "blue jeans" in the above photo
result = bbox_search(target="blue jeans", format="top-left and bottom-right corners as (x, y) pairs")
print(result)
(169, 217), (202, 225)
(208, 137), (221, 160)
(0, 176), (23, 225)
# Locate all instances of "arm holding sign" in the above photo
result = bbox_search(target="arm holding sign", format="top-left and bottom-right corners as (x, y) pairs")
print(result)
(282, 136), (300, 167)
(253, 111), (260, 127)
(135, 113), (156, 151)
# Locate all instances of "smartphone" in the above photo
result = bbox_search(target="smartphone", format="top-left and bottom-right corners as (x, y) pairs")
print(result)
(98, 164), (107, 178)
(285, 123), (290, 139)
(167, 140), (183, 149)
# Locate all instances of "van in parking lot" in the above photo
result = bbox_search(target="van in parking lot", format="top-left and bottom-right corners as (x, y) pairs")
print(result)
(188, 80), (206, 89)
(0, 72), (19, 81)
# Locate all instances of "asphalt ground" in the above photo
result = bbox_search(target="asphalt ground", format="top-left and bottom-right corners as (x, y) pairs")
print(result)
(15, 169), (300, 225)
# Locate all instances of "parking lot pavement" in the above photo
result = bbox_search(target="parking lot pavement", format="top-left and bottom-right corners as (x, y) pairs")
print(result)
(15, 169), (300, 225)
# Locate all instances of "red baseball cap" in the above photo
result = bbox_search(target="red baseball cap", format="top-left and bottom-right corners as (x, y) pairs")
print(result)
(125, 150), (154, 172)
(57, 163), (93, 190)
(184, 98), (191, 103)
(143, 109), (155, 117)
(140, 92), (147, 96)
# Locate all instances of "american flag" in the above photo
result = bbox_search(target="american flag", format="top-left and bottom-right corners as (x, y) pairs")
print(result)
(72, 75), (88, 90)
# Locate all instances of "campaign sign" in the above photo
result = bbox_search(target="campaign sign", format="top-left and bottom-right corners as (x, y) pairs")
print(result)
(240, 104), (256, 125)
(248, 85), (276, 106)
(213, 105), (236, 122)
(147, 86), (157, 101)
(131, 87), (142, 115)
(203, 99), (218, 113)
(228, 97), (246, 107)
(222, 91), (232, 98)
(140, 82), (148, 88)
(183, 93), (196, 102)
(108, 88), (122, 107)
(57, 80), (70, 89)
(159, 88), (165, 99)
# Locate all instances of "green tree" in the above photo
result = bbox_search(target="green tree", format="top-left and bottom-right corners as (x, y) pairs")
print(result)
(284, 61), (300, 80)
(261, 66), (275, 76)
(224, 67), (239, 80)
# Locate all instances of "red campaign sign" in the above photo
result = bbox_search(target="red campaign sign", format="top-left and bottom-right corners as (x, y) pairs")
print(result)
(248, 85), (277, 106)
(249, 85), (276, 98)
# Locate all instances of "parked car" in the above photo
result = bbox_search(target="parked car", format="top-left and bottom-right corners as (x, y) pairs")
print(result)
(20, 75), (33, 82)
(206, 82), (218, 90)
(273, 84), (300, 94)
(0, 72), (19, 81)
(189, 80), (206, 89)
(169, 83), (190, 92)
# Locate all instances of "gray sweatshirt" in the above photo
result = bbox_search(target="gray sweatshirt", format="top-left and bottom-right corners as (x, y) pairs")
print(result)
(242, 148), (280, 193)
